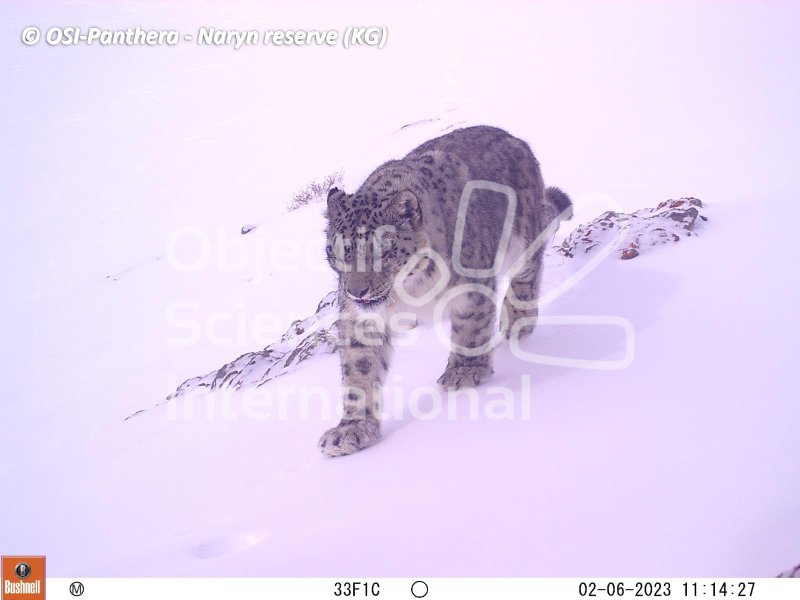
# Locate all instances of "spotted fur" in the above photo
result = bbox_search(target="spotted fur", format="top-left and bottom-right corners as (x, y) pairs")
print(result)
(319, 126), (572, 456)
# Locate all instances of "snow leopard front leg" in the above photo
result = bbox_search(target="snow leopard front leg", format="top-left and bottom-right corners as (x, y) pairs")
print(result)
(437, 282), (497, 390)
(318, 304), (392, 457)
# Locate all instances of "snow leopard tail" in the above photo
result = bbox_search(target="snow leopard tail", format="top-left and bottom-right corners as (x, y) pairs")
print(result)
(545, 186), (573, 221)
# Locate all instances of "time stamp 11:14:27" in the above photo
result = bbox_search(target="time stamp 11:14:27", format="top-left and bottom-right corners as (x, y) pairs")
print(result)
(578, 581), (757, 597)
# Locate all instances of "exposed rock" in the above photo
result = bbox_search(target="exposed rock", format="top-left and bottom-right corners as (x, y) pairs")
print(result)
(177, 292), (338, 393)
(778, 562), (800, 577)
(125, 292), (339, 420)
(557, 198), (707, 260)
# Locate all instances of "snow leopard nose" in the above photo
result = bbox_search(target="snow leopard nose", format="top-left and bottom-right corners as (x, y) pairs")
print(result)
(345, 273), (370, 300)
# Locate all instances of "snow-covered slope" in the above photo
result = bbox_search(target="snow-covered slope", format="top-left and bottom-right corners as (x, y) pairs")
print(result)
(1, 0), (799, 580)
(2, 192), (798, 577)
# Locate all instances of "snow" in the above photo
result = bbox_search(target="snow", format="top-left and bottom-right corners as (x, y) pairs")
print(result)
(1, 0), (799, 578)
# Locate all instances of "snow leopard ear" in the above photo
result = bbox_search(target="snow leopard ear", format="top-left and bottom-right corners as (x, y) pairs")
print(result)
(327, 187), (345, 211)
(394, 190), (422, 226)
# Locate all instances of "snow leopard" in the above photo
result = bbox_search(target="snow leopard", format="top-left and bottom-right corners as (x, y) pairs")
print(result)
(320, 125), (572, 456)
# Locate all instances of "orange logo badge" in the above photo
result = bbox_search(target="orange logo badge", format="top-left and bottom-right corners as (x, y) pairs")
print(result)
(1, 557), (45, 600)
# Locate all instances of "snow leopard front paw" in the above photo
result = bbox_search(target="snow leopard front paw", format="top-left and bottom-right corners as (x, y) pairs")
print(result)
(436, 365), (493, 390)
(318, 417), (381, 457)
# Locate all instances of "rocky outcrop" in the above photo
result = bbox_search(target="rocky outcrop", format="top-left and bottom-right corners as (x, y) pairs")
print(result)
(557, 198), (707, 260)
(778, 563), (800, 577)
(125, 293), (339, 421)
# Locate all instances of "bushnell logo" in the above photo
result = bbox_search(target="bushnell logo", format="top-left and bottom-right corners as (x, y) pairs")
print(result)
(1, 556), (45, 600)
